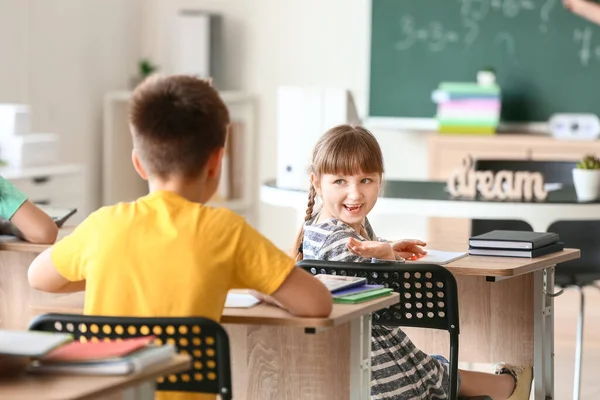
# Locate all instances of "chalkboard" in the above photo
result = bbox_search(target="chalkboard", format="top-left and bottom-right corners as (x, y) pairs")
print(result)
(369, 0), (600, 123)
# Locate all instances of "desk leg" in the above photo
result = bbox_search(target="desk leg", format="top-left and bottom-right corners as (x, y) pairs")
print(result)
(534, 267), (556, 400)
(120, 382), (155, 400)
(350, 313), (372, 400)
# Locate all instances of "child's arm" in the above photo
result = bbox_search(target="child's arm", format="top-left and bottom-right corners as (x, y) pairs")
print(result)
(266, 267), (333, 317)
(11, 201), (59, 244)
(564, 0), (600, 25)
(232, 220), (332, 318)
(347, 237), (396, 260)
(28, 247), (85, 293)
(0, 177), (58, 244)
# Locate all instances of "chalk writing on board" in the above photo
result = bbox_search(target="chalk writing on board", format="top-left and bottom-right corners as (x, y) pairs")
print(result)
(574, 27), (593, 66)
(395, 16), (459, 52)
(459, 0), (535, 20)
(540, 0), (557, 32)
(495, 32), (520, 65)
(459, 0), (490, 21)
(463, 19), (480, 47)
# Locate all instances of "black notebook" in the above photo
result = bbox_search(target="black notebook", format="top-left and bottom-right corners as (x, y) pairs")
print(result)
(469, 230), (559, 250)
(468, 242), (564, 258)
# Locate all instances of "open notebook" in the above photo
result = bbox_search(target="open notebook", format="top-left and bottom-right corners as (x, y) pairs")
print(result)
(405, 249), (467, 265)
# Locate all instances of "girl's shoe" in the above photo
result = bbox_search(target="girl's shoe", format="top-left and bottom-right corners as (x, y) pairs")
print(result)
(494, 362), (533, 400)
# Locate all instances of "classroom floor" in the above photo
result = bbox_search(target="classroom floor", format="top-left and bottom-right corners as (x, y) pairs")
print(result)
(460, 285), (600, 400)
(553, 285), (600, 400)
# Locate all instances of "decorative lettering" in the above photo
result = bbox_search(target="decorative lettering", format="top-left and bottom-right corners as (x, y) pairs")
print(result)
(447, 155), (548, 201)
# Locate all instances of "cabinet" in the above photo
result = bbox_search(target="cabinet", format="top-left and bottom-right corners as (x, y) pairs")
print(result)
(1, 164), (88, 224)
(102, 91), (256, 224)
(427, 134), (600, 244)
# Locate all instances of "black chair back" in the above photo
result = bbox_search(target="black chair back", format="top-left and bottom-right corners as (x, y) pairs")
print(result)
(297, 259), (460, 400)
(28, 313), (232, 400)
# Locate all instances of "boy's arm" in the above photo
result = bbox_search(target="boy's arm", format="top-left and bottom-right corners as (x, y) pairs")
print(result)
(267, 267), (333, 318)
(232, 220), (332, 318)
(28, 247), (86, 293)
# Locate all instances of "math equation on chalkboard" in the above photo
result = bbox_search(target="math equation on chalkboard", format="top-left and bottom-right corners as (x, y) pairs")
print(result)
(391, 0), (598, 67)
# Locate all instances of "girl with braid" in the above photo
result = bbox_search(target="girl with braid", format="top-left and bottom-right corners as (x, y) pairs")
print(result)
(292, 124), (533, 400)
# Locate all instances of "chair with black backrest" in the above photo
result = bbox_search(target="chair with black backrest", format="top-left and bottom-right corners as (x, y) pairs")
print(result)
(473, 159), (600, 400)
(28, 313), (233, 400)
(297, 259), (492, 400)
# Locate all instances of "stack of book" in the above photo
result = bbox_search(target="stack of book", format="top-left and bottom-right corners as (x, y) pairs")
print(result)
(432, 82), (501, 135)
(314, 274), (393, 304)
(26, 334), (176, 375)
(468, 230), (563, 258)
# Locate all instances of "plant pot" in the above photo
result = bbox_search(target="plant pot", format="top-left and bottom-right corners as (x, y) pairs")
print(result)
(572, 168), (600, 201)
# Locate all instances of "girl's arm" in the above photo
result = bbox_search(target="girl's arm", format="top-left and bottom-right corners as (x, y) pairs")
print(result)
(564, 0), (600, 25)
(11, 201), (59, 244)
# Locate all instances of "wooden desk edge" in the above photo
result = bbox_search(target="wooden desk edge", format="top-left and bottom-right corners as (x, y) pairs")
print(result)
(221, 293), (400, 328)
(446, 248), (580, 277)
(66, 354), (190, 400)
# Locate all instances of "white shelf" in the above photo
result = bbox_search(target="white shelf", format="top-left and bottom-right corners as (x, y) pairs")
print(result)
(0, 163), (84, 179)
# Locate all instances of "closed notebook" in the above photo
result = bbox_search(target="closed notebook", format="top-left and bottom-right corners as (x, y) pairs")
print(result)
(332, 284), (385, 298)
(469, 230), (559, 250)
(468, 242), (564, 258)
(40, 335), (155, 362)
(30, 344), (176, 375)
(314, 274), (367, 292)
(333, 288), (393, 304)
(0, 330), (73, 358)
(405, 249), (467, 265)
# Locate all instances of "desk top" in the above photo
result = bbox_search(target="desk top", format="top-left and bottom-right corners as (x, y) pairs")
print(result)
(0, 227), (74, 254)
(442, 248), (580, 277)
(0, 354), (190, 400)
(35, 294), (401, 330)
(222, 292), (400, 328)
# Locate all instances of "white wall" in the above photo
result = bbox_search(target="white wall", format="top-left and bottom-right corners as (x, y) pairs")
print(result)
(145, 0), (430, 249)
(0, 0), (429, 248)
(0, 0), (144, 212)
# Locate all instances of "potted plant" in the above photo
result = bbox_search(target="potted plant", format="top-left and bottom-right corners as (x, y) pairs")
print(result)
(130, 58), (159, 89)
(573, 154), (600, 201)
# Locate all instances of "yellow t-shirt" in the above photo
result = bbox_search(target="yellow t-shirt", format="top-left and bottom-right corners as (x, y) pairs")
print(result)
(52, 190), (295, 400)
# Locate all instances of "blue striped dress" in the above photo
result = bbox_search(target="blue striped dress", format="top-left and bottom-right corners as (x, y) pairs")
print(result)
(302, 215), (453, 400)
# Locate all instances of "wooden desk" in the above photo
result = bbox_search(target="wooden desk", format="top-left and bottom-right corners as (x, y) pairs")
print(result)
(0, 235), (399, 400)
(0, 229), (579, 400)
(223, 295), (399, 400)
(0, 354), (190, 400)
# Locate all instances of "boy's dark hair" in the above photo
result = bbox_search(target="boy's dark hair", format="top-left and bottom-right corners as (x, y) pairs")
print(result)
(129, 75), (230, 179)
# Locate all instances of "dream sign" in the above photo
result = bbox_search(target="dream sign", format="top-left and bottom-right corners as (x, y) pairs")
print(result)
(447, 156), (548, 201)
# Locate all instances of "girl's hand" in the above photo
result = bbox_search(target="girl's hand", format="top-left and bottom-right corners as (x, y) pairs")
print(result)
(391, 239), (427, 261)
(347, 237), (395, 260)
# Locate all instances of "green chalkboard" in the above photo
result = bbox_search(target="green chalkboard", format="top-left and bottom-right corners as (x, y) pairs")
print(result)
(369, 0), (600, 122)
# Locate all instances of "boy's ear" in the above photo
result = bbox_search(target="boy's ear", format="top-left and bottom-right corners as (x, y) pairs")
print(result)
(131, 149), (149, 180)
(206, 147), (225, 179)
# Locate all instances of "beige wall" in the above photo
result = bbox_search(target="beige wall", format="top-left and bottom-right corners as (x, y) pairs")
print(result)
(0, 0), (429, 249)
(145, 0), (430, 248)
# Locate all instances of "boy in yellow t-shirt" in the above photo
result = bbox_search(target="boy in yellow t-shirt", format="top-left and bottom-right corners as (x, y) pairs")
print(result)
(28, 75), (332, 399)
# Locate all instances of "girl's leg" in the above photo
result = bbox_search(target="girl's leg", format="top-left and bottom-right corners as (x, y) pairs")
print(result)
(458, 369), (514, 399)
(458, 364), (533, 400)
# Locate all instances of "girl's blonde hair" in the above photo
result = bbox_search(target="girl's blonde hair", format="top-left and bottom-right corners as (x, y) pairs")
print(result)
(292, 124), (385, 261)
